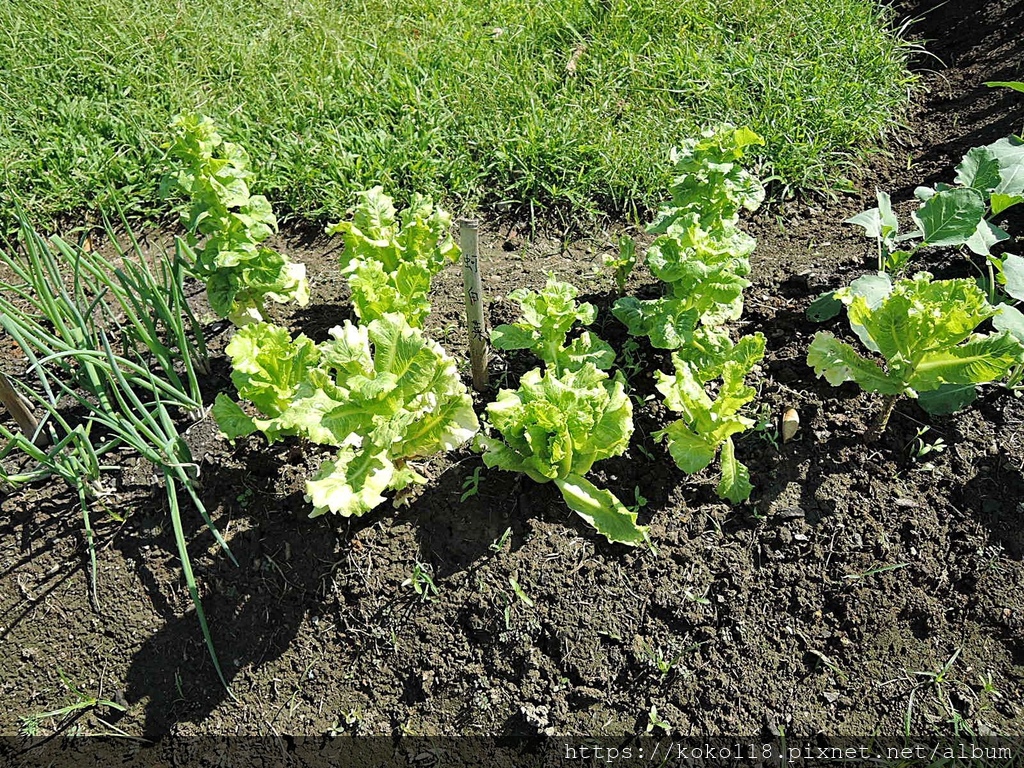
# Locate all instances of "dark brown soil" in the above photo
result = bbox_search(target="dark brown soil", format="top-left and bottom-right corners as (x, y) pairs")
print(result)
(2, 0), (1024, 763)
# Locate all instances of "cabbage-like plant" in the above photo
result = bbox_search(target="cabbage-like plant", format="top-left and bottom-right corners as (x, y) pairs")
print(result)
(214, 313), (479, 517)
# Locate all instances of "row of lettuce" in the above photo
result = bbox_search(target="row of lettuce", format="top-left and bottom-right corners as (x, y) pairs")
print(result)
(166, 116), (1024, 548)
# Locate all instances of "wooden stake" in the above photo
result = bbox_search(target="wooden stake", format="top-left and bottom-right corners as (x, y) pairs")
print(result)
(459, 219), (488, 391)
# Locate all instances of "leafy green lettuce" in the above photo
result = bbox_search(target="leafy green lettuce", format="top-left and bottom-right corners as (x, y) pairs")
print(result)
(164, 114), (309, 325)
(490, 276), (614, 374)
(326, 186), (459, 328)
(654, 333), (765, 503)
(476, 364), (647, 546)
(213, 313), (478, 517)
(613, 125), (764, 348)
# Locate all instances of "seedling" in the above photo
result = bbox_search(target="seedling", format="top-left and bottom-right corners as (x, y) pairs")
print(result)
(508, 576), (535, 608)
(637, 638), (687, 679)
(19, 670), (126, 737)
(603, 235), (637, 296)
(645, 704), (671, 734)
(844, 562), (909, 582)
(907, 427), (946, 462)
(402, 562), (439, 602)
(460, 466), (483, 501)
(489, 526), (513, 553)
(627, 487), (648, 514)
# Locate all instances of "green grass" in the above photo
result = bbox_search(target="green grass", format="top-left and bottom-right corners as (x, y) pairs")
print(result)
(0, 0), (915, 226)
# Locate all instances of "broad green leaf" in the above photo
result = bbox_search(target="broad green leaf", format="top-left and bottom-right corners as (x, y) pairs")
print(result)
(990, 193), (1023, 216)
(646, 301), (700, 350)
(557, 331), (616, 372)
(1000, 253), (1024, 302)
(612, 296), (653, 338)
(965, 219), (1007, 256)
(319, 321), (373, 377)
(955, 147), (1001, 191)
(917, 383), (978, 415)
(554, 474), (648, 547)
(655, 420), (716, 473)
(985, 136), (1024, 197)
(807, 290), (843, 322)
(717, 437), (752, 503)
(912, 188), (986, 247)
(211, 394), (257, 440)
(305, 447), (395, 518)
(836, 272), (892, 353)
(845, 207), (883, 239)
(206, 269), (239, 318)
(909, 332), (1024, 391)
(993, 303), (1024, 341)
(491, 324), (537, 351)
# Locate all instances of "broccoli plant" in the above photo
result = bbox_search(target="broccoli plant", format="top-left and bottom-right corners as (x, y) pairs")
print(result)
(808, 272), (1024, 440)
(163, 114), (309, 325)
(838, 135), (1022, 290)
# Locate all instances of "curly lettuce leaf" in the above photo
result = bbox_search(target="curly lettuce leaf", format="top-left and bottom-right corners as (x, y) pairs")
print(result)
(654, 356), (760, 502)
(810, 273), (1024, 406)
(219, 314), (479, 517)
(225, 323), (320, 416)
(478, 365), (642, 545)
(491, 276), (612, 372)
(164, 114), (309, 323)
(327, 187), (458, 327)
(305, 447), (396, 518)
(554, 474), (649, 547)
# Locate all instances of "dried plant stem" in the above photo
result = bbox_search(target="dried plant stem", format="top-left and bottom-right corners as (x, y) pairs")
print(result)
(0, 371), (48, 447)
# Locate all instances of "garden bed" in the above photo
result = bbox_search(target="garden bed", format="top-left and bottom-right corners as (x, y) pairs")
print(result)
(1, 0), (1023, 762)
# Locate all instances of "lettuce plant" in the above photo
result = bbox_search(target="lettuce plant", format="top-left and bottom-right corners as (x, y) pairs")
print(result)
(163, 114), (309, 325)
(490, 276), (614, 374)
(613, 125), (765, 349)
(480, 277), (646, 546)
(654, 333), (765, 503)
(213, 313), (479, 517)
(808, 272), (1024, 438)
(326, 186), (458, 328)
(477, 363), (647, 546)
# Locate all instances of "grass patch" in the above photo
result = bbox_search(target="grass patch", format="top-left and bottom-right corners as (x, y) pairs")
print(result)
(0, 0), (915, 226)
